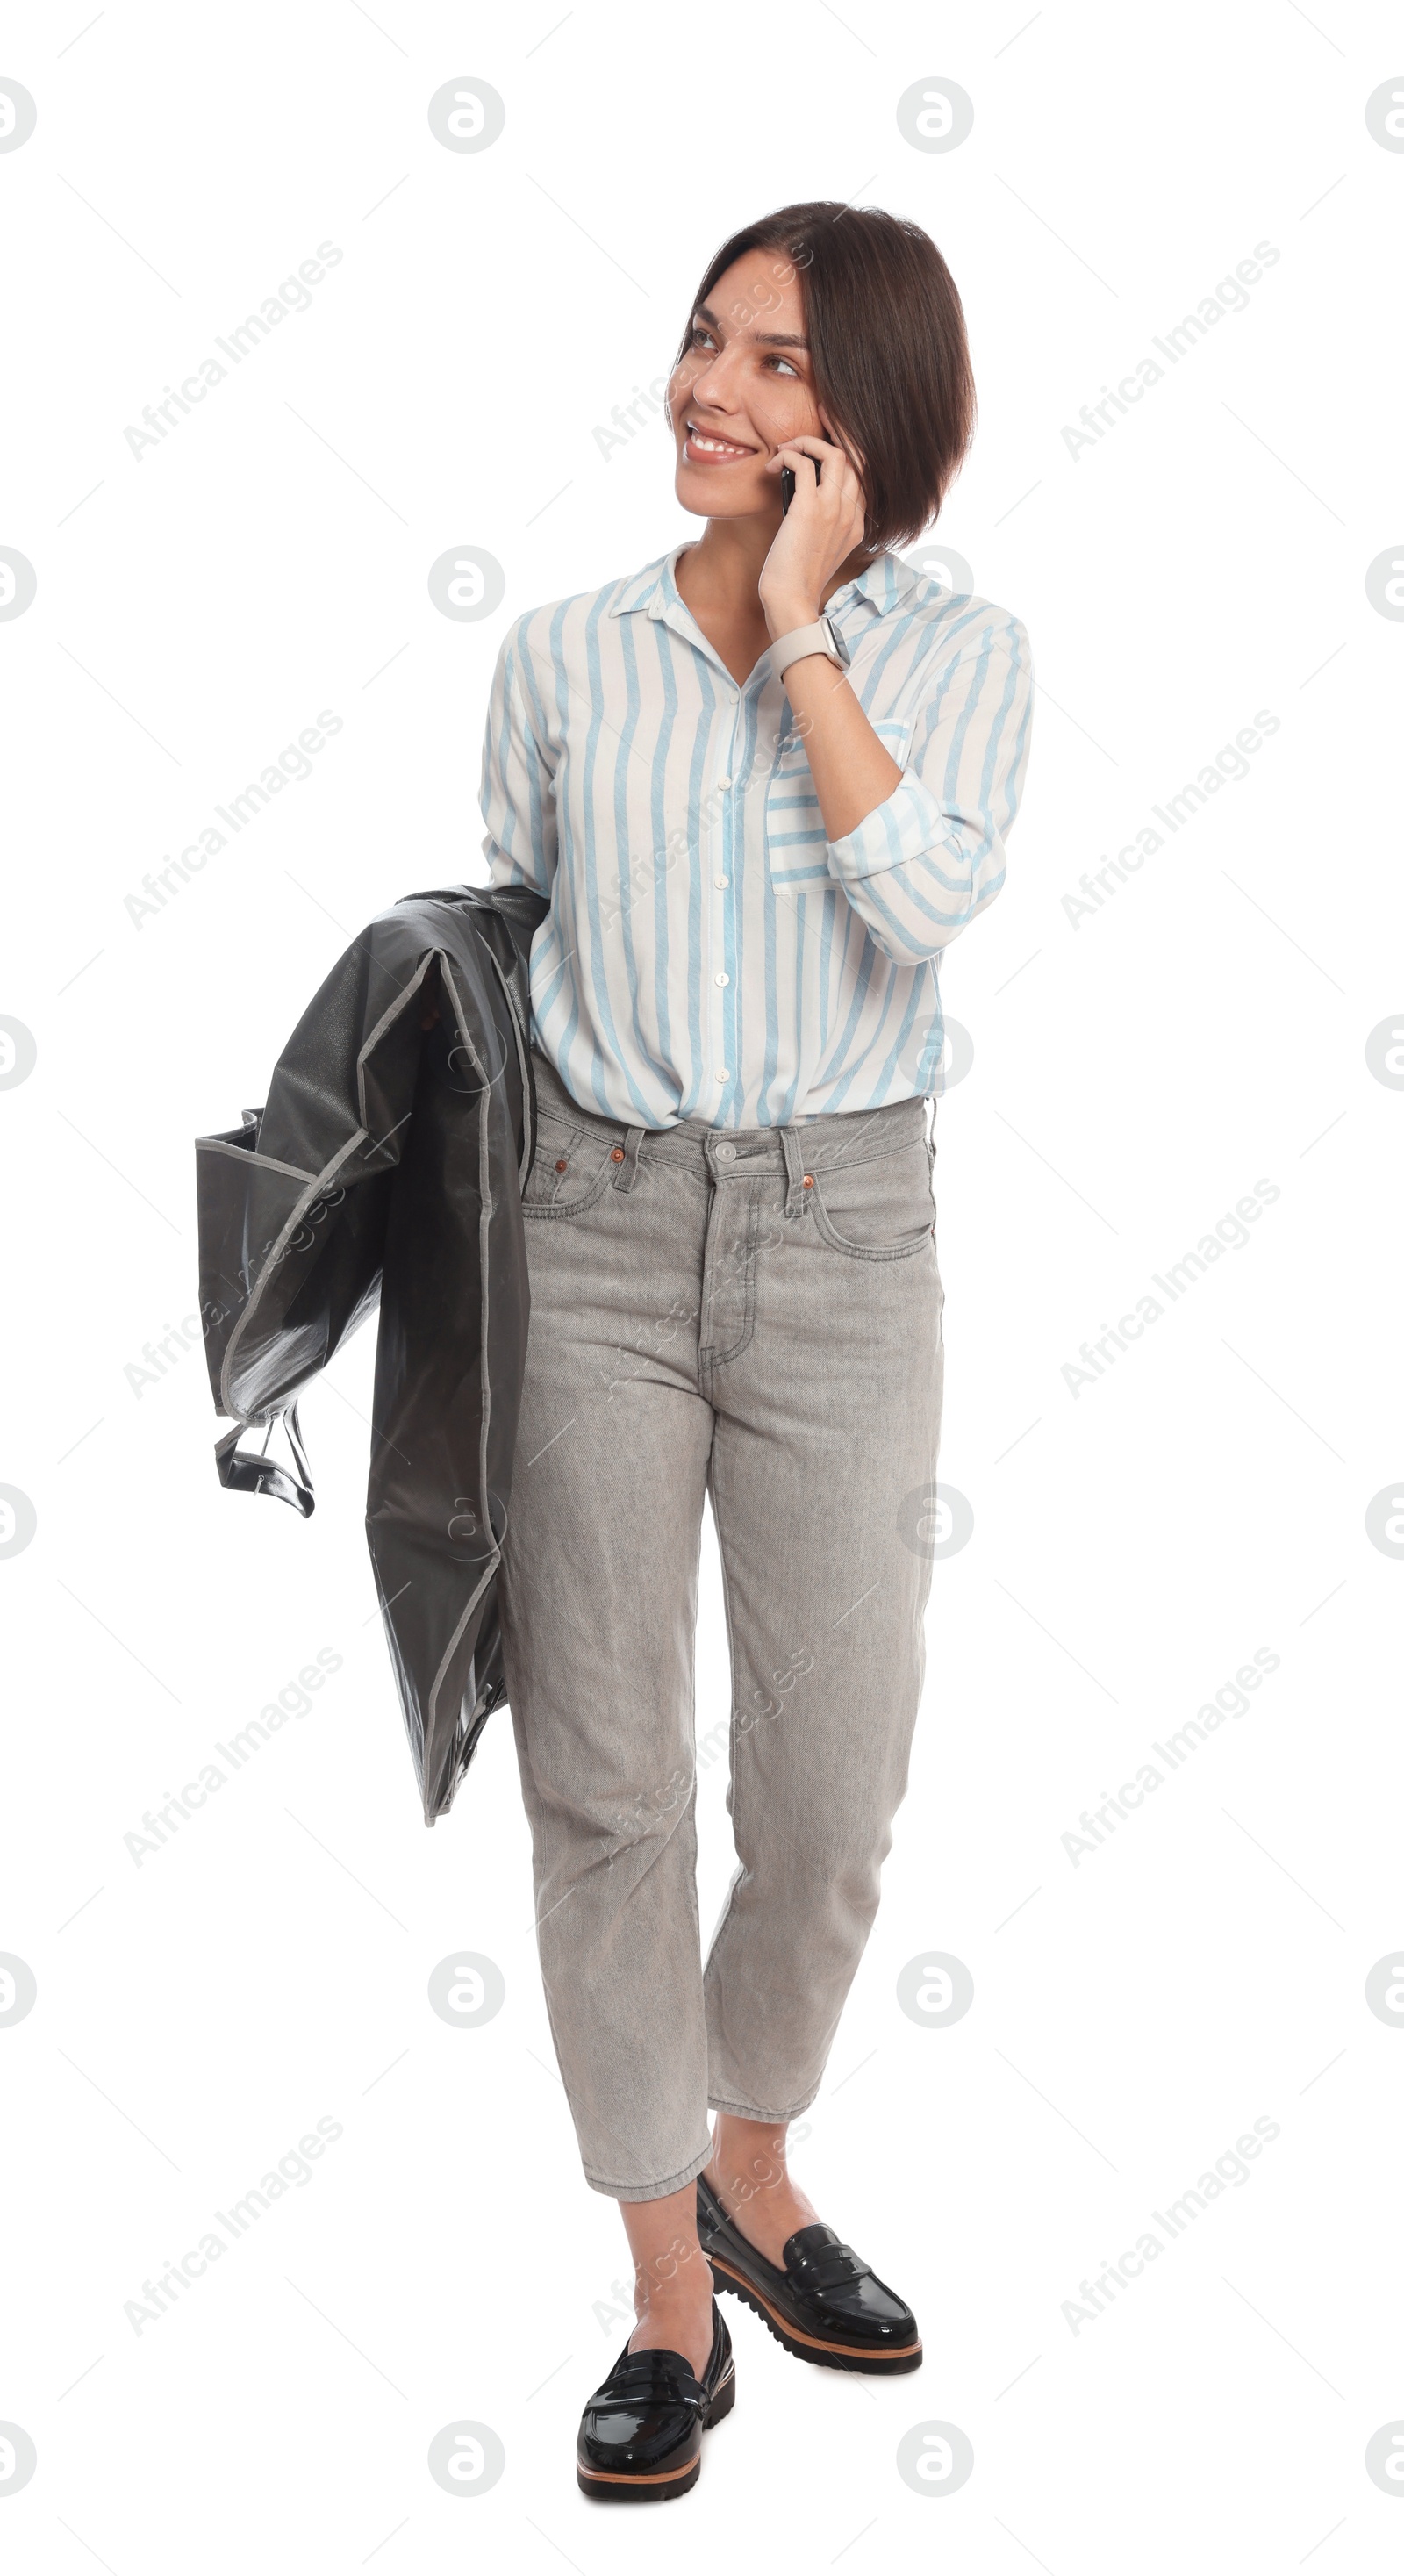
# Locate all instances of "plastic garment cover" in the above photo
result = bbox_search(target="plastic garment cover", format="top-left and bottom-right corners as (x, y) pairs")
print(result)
(196, 882), (548, 1825)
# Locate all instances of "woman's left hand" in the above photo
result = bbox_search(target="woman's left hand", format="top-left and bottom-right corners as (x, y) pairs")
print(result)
(758, 427), (868, 638)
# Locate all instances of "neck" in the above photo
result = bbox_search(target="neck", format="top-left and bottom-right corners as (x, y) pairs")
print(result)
(678, 513), (780, 608)
(678, 515), (872, 614)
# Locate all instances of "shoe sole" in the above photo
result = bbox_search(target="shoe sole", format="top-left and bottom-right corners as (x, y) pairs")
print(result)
(576, 2361), (735, 2501)
(707, 2257), (923, 2374)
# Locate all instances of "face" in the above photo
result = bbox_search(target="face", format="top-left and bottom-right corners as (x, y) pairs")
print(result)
(666, 250), (831, 521)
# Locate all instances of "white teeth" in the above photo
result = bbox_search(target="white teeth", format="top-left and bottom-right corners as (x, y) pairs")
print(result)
(690, 429), (749, 456)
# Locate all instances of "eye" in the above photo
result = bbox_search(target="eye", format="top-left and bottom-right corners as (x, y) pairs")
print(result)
(689, 324), (718, 351)
(765, 355), (799, 376)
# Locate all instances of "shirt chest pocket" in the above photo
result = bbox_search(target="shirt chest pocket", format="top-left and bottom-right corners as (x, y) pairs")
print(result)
(763, 716), (913, 891)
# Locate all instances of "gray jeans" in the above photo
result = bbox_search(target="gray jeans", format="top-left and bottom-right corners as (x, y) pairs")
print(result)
(498, 1049), (946, 2200)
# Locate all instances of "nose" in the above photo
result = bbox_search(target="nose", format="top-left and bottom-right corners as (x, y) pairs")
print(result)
(680, 337), (746, 422)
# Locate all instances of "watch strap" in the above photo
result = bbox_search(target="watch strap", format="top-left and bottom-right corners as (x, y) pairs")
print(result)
(768, 615), (849, 682)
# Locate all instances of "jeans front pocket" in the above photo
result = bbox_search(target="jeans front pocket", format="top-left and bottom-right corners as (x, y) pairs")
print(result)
(807, 1134), (936, 1262)
(521, 1112), (623, 1218)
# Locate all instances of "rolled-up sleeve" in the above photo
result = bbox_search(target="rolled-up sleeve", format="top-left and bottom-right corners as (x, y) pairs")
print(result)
(825, 616), (1034, 965)
(479, 612), (558, 894)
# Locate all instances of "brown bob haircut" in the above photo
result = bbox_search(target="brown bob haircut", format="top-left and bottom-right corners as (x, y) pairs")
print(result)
(676, 201), (976, 554)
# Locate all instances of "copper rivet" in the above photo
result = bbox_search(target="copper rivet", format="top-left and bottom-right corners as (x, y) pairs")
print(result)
(555, 1158), (569, 1172)
(803, 1173), (814, 1188)
(611, 1146), (626, 1161)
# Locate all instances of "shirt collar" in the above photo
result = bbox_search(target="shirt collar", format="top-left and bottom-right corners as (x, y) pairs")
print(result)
(608, 542), (920, 629)
(607, 549), (682, 617)
(826, 549), (920, 625)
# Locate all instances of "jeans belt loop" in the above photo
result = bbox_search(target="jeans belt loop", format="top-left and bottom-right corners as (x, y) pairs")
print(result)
(779, 1124), (810, 1220)
(613, 1125), (647, 1192)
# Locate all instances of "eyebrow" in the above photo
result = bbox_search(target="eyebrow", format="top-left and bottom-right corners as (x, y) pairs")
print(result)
(694, 302), (808, 351)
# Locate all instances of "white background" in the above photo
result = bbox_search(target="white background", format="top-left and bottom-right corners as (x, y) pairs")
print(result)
(4, 2), (1402, 2566)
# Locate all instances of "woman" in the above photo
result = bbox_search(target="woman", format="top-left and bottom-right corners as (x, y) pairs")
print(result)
(480, 200), (1034, 2500)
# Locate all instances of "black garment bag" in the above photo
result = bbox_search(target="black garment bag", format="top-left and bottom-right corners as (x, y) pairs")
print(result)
(195, 882), (547, 1825)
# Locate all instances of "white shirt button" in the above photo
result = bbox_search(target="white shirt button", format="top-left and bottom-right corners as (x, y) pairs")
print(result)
(714, 972), (729, 987)
(714, 874), (729, 888)
(717, 775), (732, 791)
(716, 1069), (728, 1080)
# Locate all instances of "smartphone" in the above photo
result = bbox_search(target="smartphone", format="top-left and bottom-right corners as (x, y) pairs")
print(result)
(780, 458), (820, 515)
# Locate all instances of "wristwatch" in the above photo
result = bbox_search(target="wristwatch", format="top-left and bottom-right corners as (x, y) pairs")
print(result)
(768, 614), (851, 683)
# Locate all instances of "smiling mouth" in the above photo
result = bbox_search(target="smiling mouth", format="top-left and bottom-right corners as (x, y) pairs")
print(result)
(684, 421), (757, 462)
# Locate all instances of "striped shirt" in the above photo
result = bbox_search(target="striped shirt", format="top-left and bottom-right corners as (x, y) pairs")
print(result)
(478, 542), (1034, 1130)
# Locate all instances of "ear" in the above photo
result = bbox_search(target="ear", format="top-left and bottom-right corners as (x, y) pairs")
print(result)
(819, 408), (866, 477)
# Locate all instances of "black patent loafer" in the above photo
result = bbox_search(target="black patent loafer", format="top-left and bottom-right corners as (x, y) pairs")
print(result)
(696, 2172), (922, 2373)
(576, 2300), (734, 2501)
